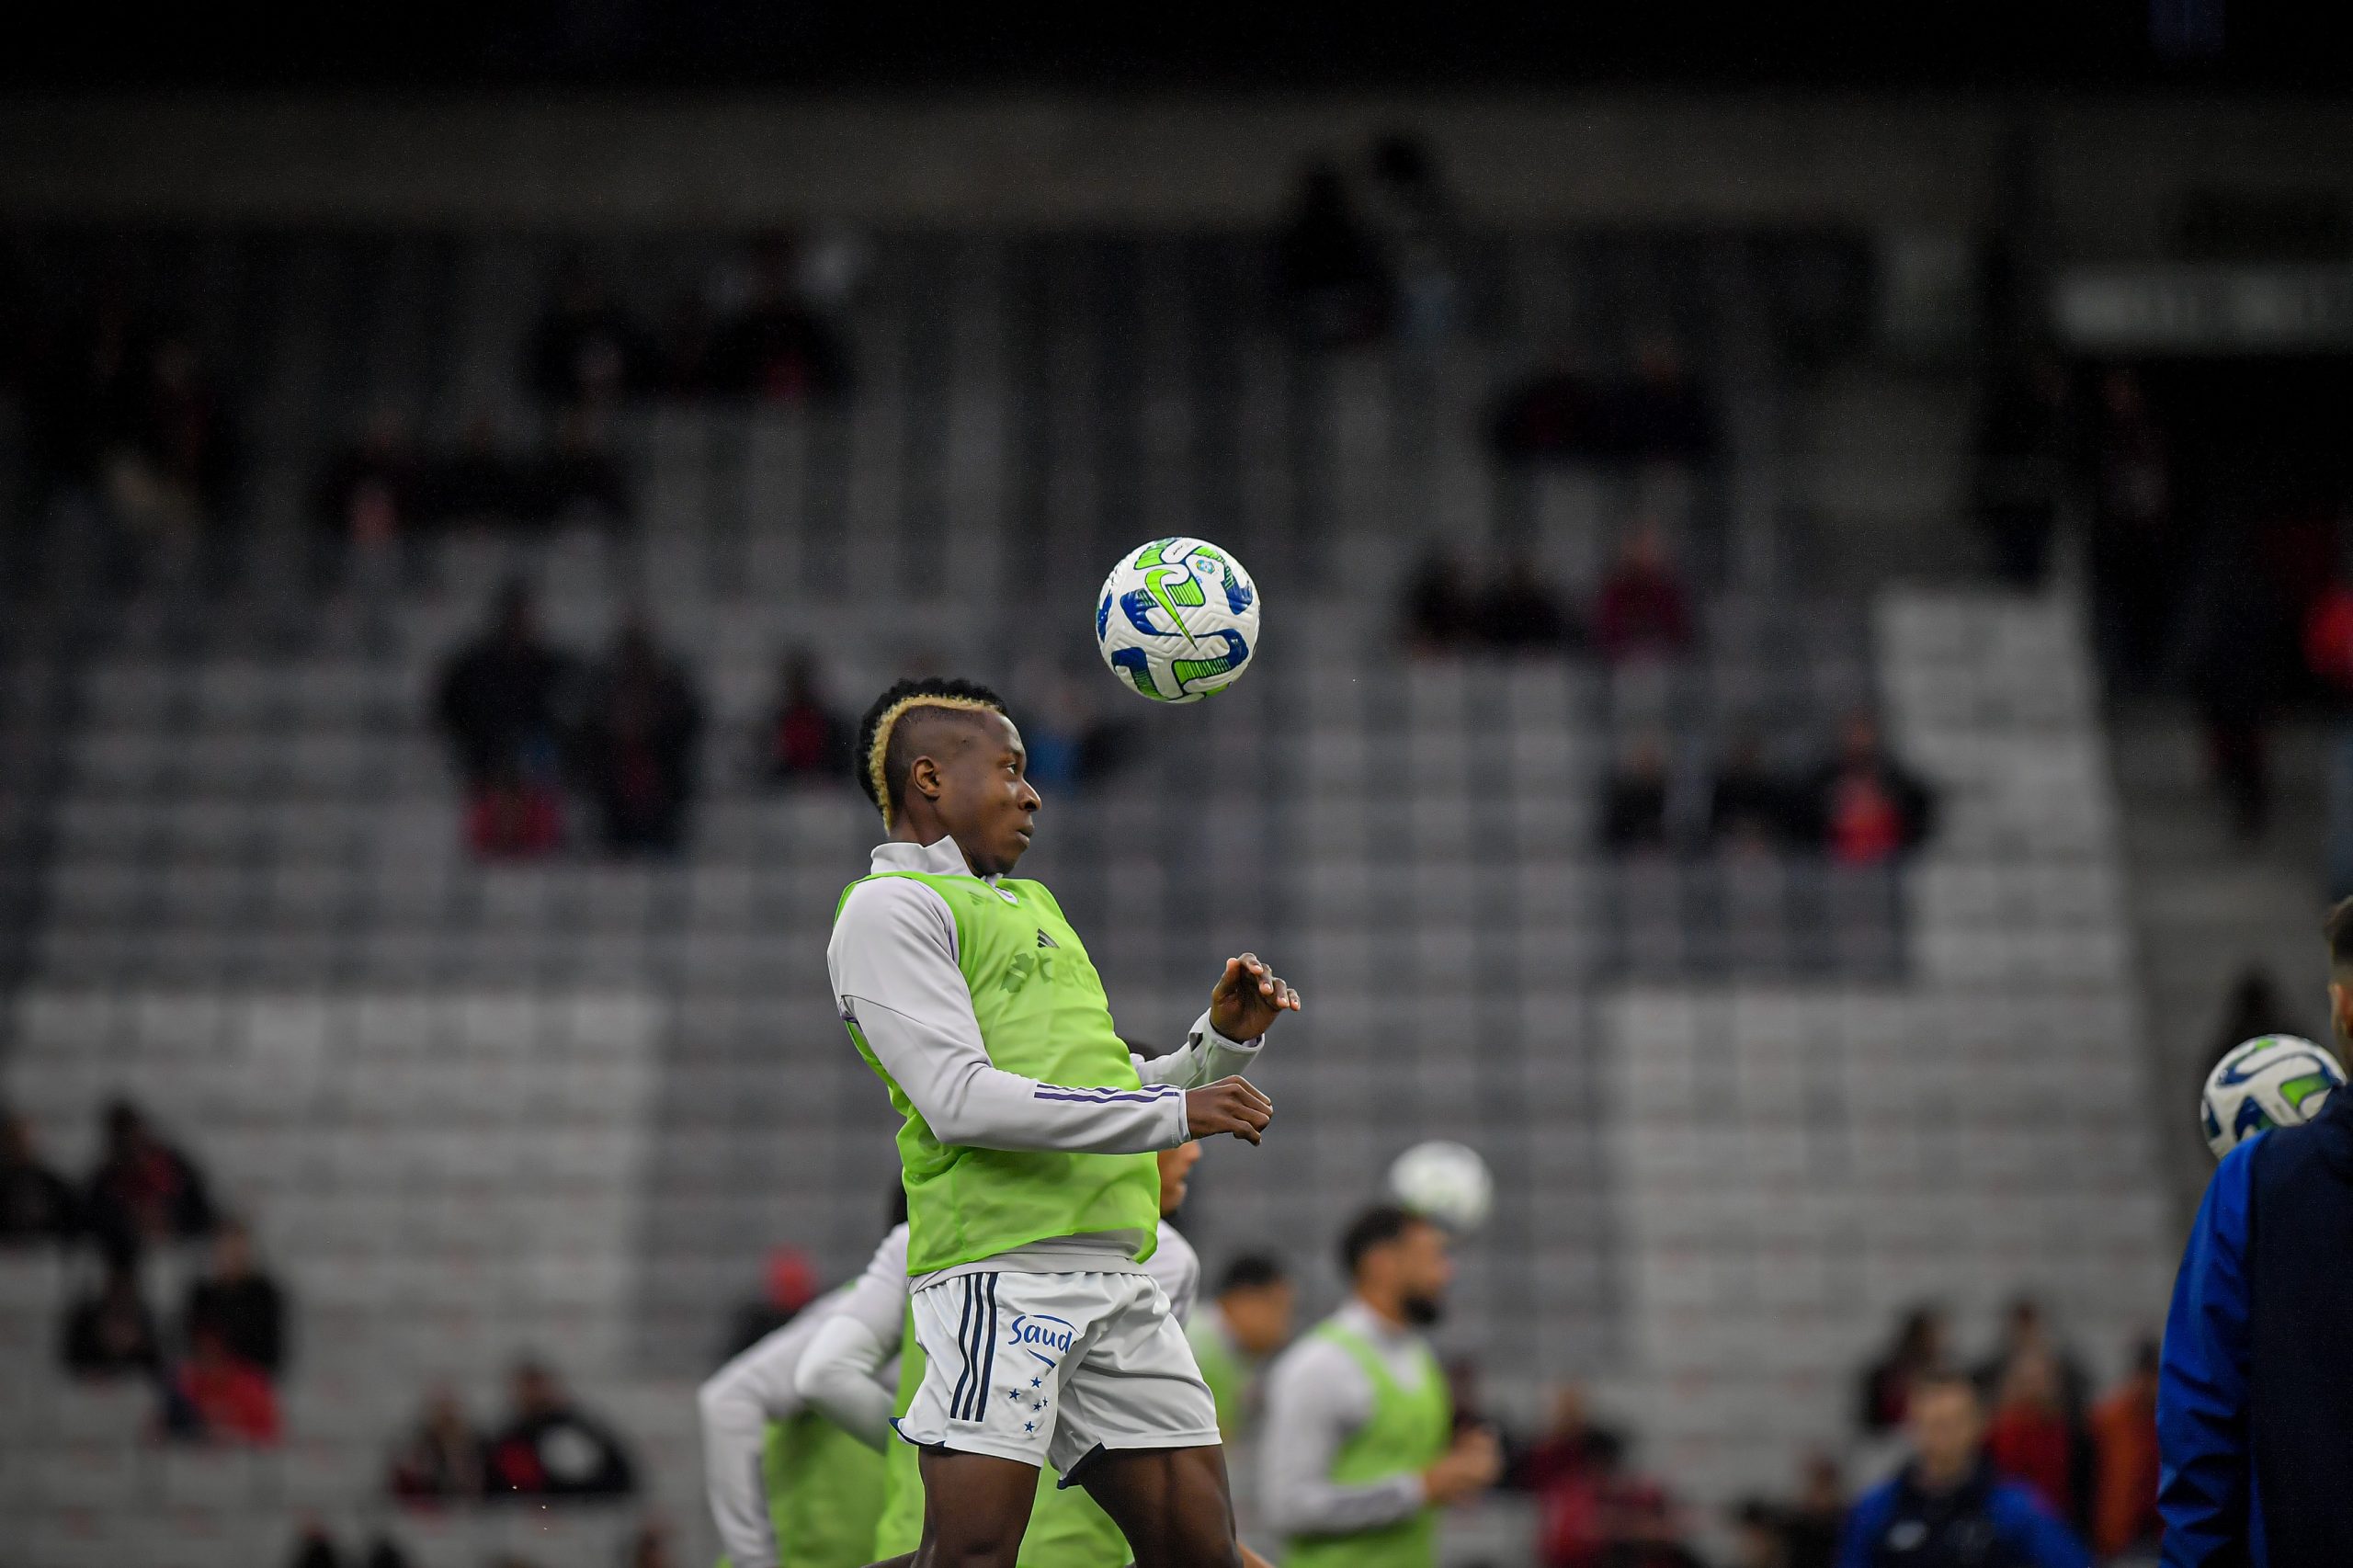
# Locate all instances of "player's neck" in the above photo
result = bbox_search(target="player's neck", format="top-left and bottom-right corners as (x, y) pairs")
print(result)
(1351, 1289), (1412, 1334)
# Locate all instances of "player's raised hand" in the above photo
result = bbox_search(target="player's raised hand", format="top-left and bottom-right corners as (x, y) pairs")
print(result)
(1209, 952), (1302, 1042)
(1186, 1076), (1273, 1144)
(1421, 1426), (1505, 1506)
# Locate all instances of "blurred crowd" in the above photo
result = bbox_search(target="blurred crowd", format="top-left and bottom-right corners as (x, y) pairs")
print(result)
(4, 1098), (289, 1446)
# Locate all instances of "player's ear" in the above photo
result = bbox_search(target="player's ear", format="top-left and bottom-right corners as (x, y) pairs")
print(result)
(2333, 980), (2352, 1036)
(908, 754), (943, 804)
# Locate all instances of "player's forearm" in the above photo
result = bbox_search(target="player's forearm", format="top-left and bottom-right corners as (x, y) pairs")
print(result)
(696, 1381), (782, 1568)
(849, 996), (1187, 1152)
(1132, 1011), (1264, 1090)
(1263, 1473), (1427, 1536)
(796, 1315), (898, 1450)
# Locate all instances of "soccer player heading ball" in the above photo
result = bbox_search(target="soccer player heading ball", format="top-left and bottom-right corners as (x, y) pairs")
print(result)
(828, 676), (1299, 1568)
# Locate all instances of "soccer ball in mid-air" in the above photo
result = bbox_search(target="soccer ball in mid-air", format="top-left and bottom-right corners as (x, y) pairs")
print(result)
(2201, 1034), (2347, 1157)
(1388, 1141), (1494, 1233)
(1095, 538), (1260, 704)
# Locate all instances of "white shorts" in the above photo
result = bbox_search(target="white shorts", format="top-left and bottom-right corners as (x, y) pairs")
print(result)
(896, 1267), (1221, 1475)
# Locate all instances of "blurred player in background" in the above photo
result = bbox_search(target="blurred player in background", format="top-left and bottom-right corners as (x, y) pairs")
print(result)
(1187, 1254), (1296, 1442)
(829, 677), (1297, 1568)
(697, 1192), (906, 1568)
(1259, 1204), (1501, 1568)
(2159, 896), (2353, 1564)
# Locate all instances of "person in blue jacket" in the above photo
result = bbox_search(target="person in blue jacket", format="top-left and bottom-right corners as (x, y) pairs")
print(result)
(1838, 1368), (2091, 1568)
(2157, 896), (2353, 1566)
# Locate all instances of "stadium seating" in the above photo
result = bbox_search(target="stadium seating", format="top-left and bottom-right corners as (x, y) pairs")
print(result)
(0, 226), (2170, 1563)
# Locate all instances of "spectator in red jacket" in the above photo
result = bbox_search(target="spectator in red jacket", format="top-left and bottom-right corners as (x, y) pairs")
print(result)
(164, 1325), (282, 1445)
(1594, 522), (1695, 664)
(84, 1097), (214, 1265)
(1985, 1349), (2073, 1519)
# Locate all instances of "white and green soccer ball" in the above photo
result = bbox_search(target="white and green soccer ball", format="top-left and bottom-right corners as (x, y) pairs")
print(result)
(1095, 538), (1260, 704)
(2201, 1034), (2346, 1158)
(1388, 1140), (1494, 1233)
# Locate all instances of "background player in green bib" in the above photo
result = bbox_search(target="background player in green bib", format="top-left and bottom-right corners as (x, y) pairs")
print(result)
(1260, 1206), (1503, 1568)
(827, 677), (1299, 1568)
(1185, 1254), (1295, 1443)
(699, 1215), (904, 1568)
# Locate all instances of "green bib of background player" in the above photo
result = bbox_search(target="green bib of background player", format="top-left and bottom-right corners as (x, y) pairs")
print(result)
(835, 870), (1162, 1276)
(1282, 1323), (1451, 1568)
(874, 1306), (1131, 1567)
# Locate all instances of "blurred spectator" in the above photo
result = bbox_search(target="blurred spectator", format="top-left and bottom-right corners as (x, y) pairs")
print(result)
(1708, 735), (1793, 851)
(1015, 664), (1133, 793)
(526, 260), (648, 408)
(1972, 1298), (2091, 1427)
(1730, 1499), (1789, 1568)
(310, 409), (422, 583)
(574, 615), (703, 854)
(486, 1360), (635, 1500)
(1858, 1305), (1947, 1433)
(363, 1540), (415, 1568)
(181, 1218), (288, 1379)
(287, 1524), (343, 1568)
(390, 1385), (488, 1503)
(1601, 733), (1674, 851)
(1800, 713), (1935, 866)
(61, 1258), (163, 1379)
(707, 240), (850, 402)
(2087, 1339), (2161, 1558)
(0, 1109), (78, 1244)
(465, 757), (566, 860)
(2176, 526), (2285, 841)
(1365, 131), (1463, 346)
(1593, 523), (1695, 663)
(535, 409), (634, 526)
(1403, 548), (1479, 653)
(2305, 579), (2353, 896)
(1490, 353), (1601, 463)
(1493, 345), (1717, 466)
(436, 581), (573, 790)
(161, 1324), (282, 1445)
(2085, 369), (2178, 684)
(101, 333), (240, 552)
(627, 1521), (679, 1568)
(722, 1245), (820, 1358)
(1480, 553), (1579, 653)
(1612, 338), (1719, 464)
(421, 418), (528, 525)
(1837, 1369), (2089, 1567)
(1524, 1385), (1621, 1567)
(2209, 965), (2302, 1074)
(1188, 1252), (1296, 1441)
(765, 650), (852, 783)
(1540, 1427), (1704, 1568)
(85, 1097), (215, 1265)
(1984, 1350), (2074, 1519)
(1972, 358), (2070, 589)
(1274, 162), (1390, 348)
(1780, 1452), (1847, 1568)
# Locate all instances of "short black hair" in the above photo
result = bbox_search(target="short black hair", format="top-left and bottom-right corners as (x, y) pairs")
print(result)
(852, 676), (1009, 826)
(2326, 896), (2353, 973)
(1215, 1253), (1290, 1296)
(1907, 1362), (1980, 1405)
(1339, 1203), (1430, 1279)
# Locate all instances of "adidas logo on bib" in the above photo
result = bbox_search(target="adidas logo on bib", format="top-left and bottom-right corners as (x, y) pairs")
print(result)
(1036, 931), (1058, 949)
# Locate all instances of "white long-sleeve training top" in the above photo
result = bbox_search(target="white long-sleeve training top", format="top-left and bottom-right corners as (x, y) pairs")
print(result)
(828, 835), (1262, 1287)
(1257, 1298), (1438, 1539)
(796, 1218), (1202, 1456)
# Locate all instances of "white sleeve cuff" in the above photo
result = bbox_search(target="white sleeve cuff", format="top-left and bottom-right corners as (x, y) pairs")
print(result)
(1192, 1009), (1265, 1056)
